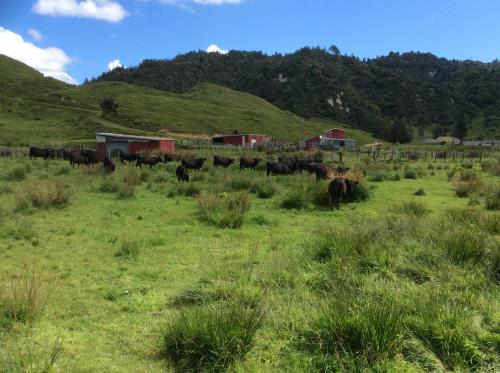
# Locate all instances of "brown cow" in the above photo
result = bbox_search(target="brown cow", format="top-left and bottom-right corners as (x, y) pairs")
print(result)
(213, 155), (234, 167)
(239, 156), (261, 171)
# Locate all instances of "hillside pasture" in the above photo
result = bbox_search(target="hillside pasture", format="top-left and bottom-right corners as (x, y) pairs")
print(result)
(0, 149), (499, 372)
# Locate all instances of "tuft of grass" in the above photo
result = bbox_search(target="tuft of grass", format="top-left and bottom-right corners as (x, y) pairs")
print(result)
(451, 169), (483, 198)
(249, 179), (276, 199)
(298, 297), (404, 369)
(162, 298), (265, 371)
(98, 176), (120, 193)
(441, 228), (490, 264)
(280, 186), (309, 210)
(0, 265), (55, 324)
(390, 201), (428, 217)
(54, 165), (71, 176)
(230, 176), (252, 191)
(16, 180), (70, 209)
(403, 166), (417, 179)
(117, 184), (135, 199)
(197, 191), (251, 229)
(414, 188), (426, 196)
(5, 166), (26, 181)
(114, 238), (140, 260)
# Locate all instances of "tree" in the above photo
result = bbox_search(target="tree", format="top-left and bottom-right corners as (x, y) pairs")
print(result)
(100, 98), (118, 117)
(328, 45), (341, 58)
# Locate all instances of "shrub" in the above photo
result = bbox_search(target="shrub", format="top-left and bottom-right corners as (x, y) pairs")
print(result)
(369, 172), (386, 182)
(249, 179), (276, 199)
(5, 166), (26, 181)
(414, 188), (426, 196)
(0, 265), (54, 323)
(280, 187), (309, 210)
(299, 298), (404, 368)
(403, 167), (417, 179)
(16, 181), (70, 209)
(122, 168), (141, 186)
(98, 176), (120, 193)
(351, 182), (370, 202)
(197, 191), (251, 229)
(162, 299), (264, 371)
(230, 176), (252, 191)
(117, 183), (135, 199)
(114, 238), (140, 260)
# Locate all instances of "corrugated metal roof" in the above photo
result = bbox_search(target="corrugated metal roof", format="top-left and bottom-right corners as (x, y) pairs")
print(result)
(96, 132), (174, 141)
(212, 134), (266, 138)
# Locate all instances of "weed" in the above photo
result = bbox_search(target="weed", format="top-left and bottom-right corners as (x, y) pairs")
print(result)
(197, 191), (251, 228)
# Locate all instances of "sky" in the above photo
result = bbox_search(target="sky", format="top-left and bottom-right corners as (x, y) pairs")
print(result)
(1, 0), (500, 84)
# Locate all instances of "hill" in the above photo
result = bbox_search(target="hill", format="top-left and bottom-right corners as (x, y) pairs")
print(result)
(0, 54), (377, 144)
(95, 48), (500, 142)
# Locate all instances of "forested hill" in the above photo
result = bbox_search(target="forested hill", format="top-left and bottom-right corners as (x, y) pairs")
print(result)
(94, 48), (500, 142)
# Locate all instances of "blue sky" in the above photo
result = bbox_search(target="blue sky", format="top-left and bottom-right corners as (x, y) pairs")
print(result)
(1, 0), (499, 84)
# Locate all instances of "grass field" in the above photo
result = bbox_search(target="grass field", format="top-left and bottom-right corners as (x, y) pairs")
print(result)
(0, 150), (499, 372)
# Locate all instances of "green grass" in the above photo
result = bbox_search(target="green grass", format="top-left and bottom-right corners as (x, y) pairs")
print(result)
(0, 149), (499, 371)
(0, 54), (379, 144)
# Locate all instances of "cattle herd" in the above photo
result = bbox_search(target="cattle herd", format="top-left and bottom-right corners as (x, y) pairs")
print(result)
(26, 147), (359, 210)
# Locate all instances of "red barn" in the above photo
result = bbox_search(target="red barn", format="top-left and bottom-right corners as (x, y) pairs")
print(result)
(212, 134), (267, 147)
(96, 132), (175, 156)
(324, 128), (345, 139)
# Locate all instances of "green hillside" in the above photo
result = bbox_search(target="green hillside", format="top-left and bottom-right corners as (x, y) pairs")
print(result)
(0, 54), (378, 144)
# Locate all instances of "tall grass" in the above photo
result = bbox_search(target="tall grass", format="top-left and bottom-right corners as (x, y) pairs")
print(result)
(162, 299), (265, 371)
(197, 191), (250, 228)
(0, 265), (55, 323)
(299, 297), (404, 369)
(15, 180), (70, 209)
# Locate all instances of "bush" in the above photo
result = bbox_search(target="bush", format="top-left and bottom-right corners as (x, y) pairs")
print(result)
(368, 172), (386, 182)
(230, 176), (252, 191)
(197, 191), (251, 229)
(280, 187), (309, 210)
(249, 179), (276, 199)
(299, 298), (404, 368)
(98, 176), (120, 193)
(403, 167), (417, 179)
(351, 182), (370, 202)
(16, 181), (70, 209)
(117, 183), (135, 199)
(5, 166), (26, 181)
(0, 265), (54, 323)
(414, 188), (426, 196)
(162, 299), (264, 371)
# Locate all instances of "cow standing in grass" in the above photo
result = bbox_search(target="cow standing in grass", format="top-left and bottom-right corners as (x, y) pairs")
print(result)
(164, 153), (180, 163)
(308, 163), (330, 181)
(103, 157), (115, 173)
(68, 151), (86, 168)
(182, 158), (206, 172)
(266, 161), (292, 176)
(119, 151), (137, 164)
(213, 156), (234, 168)
(328, 178), (359, 210)
(136, 155), (161, 169)
(176, 165), (189, 183)
(239, 156), (261, 171)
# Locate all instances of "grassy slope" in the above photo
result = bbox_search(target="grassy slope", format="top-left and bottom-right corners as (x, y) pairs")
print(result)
(0, 55), (378, 144)
(0, 154), (498, 371)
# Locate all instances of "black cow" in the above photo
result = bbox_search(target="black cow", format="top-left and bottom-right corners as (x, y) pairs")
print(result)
(80, 149), (102, 165)
(328, 178), (359, 210)
(213, 155), (234, 168)
(266, 161), (292, 176)
(103, 156), (116, 173)
(164, 153), (180, 163)
(68, 151), (86, 168)
(119, 151), (137, 164)
(239, 156), (261, 171)
(308, 163), (330, 181)
(176, 165), (189, 183)
(29, 147), (47, 160)
(136, 155), (161, 168)
(182, 158), (206, 172)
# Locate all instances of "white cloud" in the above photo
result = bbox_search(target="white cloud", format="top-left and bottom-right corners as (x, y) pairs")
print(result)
(107, 59), (122, 70)
(0, 27), (76, 84)
(33, 0), (128, 23)
(28, 28), (44, 42)
(206, 44), (228, 54)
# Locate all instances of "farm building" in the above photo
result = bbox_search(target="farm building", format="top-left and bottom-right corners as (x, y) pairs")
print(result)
(299, 128), (357, 151)
(212, 133), (267, 147)
(96, 132), (175, 156)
